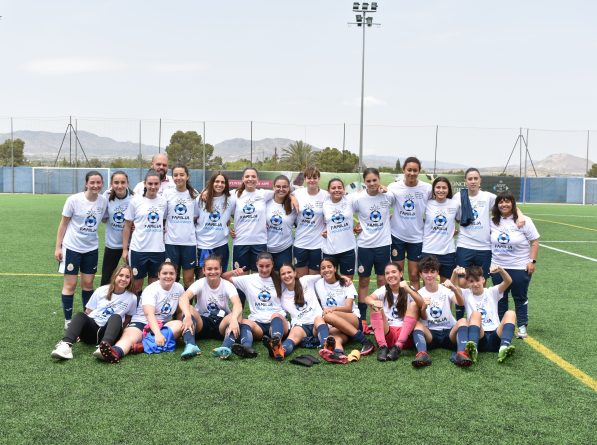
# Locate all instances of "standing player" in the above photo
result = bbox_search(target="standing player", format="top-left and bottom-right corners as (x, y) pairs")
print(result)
(266, 175), (297, 270)
(132, 153), (175, 196)
(55, 170), (108, 329)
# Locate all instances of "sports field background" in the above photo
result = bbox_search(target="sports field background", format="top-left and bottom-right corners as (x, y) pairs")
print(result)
(0, 194), (595, 444)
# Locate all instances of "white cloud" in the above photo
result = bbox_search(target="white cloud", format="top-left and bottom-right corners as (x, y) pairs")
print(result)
(152, 63), (205, 73)
(342, 95), (387, 107)
(23, 58), (125, 74)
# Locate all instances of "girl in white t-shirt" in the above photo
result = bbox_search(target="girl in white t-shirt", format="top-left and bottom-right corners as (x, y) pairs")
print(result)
(99, 262), (185, 363)
(164, 164), (199, 289)
(55, 170), (108, 329)
(101, 171), (133, 286)
(266, 175), (297, 270)
(51, 265), (137, 361)
(195, 171), (233, 273)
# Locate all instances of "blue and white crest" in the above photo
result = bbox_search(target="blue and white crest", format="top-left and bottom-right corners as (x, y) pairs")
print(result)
(434, 214), (447, 227)
(258, 290), (271, 302)
(370, 210), (382, 222)
(113, 211), (125, 224)
(429, 305), (442, 318)
(391, 306), (399, 318)
(209, 210), (221, 222)
(160, 302), (172, 314)
(270, 213), (283, 226)
(243, 202), (255, 214)
(174, 202), (187, 215)
(497, 232), (510, 244)
(403, 199), (415, 211)
(331, 212), (345, 224)
(101, 306), (115, 316)
(148, 211), (160, 223)
(302, 207), (315, 220)
(472, 208), (479, 220)
(326, 296), (337, 307)
(85, 215), (97, 227)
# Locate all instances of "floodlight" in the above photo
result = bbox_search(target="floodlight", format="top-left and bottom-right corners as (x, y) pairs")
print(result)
(353, 2), (360, 11)
(371, 2), (378, 11)
(362, 2), (369, 10)
(366, 16), (373, 26)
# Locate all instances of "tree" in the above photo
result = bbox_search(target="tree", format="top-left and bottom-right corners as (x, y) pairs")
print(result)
(394, 158), (402, 173)
(315, 147), (360, 173)
(587, 163), (597, 178)
(166, 131), (214, 169)
(280, 140), (315, 170)
(0, 138), (26, 166)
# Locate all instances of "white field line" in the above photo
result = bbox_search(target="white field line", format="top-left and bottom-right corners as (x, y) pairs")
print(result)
(540, 244), (597, 263)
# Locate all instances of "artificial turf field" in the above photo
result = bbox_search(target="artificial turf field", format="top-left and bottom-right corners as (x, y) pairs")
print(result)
(0, 194), (595, 445)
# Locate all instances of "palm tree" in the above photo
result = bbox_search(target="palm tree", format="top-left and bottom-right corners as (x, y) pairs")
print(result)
(281, 140), (315, 171)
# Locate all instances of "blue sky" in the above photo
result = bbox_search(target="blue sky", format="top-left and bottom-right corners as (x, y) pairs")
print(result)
(1, 1), (595, 166)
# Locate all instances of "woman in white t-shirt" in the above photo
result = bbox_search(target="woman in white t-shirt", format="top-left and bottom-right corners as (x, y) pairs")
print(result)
(266, 175), (297, 270)
(51, 265), (137, 360)
(55, 170), (108, 329)
(490, 192), (540, 339)
(164, 164), (199, 289)
(99, 262), (185, 363)
(195, 171), (233, 273)
(122, 170), (168, 293)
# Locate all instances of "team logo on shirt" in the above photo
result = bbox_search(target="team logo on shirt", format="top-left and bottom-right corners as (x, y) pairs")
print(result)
(399, 194), (416, 219)
(403, 197), (415, 212)
(85, 213), (98, 228)
(113, 211), (125, 224)
(258, 290), (271, 302)
(242, 201), (256, 214)
(209, 210), (221, 222)
(207, 300), (219, 314)
(160, 302), (172, 314)
(326, 296), (337, 306)
(269, 211), (284, 227)
(302, 205), (315, 221)
(391, 306), (399, 319)
(369, 206), (382, 222)
(472, 208), (479, 221)
(429, 305), (442, 318)
(331, 212), (345, 224)
(497, 232), (510, 244)
(148, 208), (160, 223)
(102, 306), (115, 316)
(174, 201), (187, 215)
(433, 213), (448, 227)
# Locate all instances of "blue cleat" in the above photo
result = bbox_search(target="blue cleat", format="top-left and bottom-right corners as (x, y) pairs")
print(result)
(181, 344), (202, 360)
(211, 346), (232, 360)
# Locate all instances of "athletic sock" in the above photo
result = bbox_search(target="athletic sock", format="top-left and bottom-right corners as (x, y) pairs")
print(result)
(412, 329), (427, 353)
(316, 324), (330, 346)
(182, 316), (197, 345)
(81, 289), (93, 307)
(500, 323), (515, 347)
(61, 294), (74, 320)
(239, 324), (253, 347)
(282, 339), (295, 355)
(369, 311), (387, 347)
(222, 332), (236, 349)
(396, 315), (417, 349)
(456, 325), (468, 352)
(455, 304), (465, 320)
(113, 346), (124, 358)
(358, 303), (368, 327)
(468, 325), (480, 346)
(352, 330), (367, 345)
(270, 317), (283, 338)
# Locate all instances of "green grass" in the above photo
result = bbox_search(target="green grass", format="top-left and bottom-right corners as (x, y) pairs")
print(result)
(1, 195), (596, 445)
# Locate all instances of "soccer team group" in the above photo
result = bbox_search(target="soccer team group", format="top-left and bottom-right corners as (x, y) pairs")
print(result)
(50, 153), (541, 367)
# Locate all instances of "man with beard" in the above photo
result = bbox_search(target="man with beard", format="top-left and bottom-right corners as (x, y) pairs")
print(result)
(133, 153), (175, 196)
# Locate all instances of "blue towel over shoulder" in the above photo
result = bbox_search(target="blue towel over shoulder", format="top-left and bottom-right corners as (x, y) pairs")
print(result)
(459, 188), (475, 227)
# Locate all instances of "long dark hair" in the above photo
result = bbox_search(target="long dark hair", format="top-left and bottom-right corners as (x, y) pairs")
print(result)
(143, 169), (161, 197)
(106, 265), (135, 301)
(320, 257), (343, 284)
(256, 251), (282, 297)
(273, 175), (292, 215)
(204, 171), (230, 213)
(236, 167), (258, 198)
(280, 263), (305, 306)
(383, 262), (408, 319)
(172, 164), (198, 199)
(492, 191), (518, 225)
(432, 176), (453, 199)
(108, 170), (133, 201)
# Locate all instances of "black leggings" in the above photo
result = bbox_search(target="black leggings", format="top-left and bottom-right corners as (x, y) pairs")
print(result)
(63, 312), (123, 345)
(101, 247), (123, 286)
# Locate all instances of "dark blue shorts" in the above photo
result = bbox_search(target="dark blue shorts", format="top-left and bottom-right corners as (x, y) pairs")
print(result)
(60, 248), (99, 275)
(421, 252), (456, 279)
(322, 249), (356, 276)
(357, 245), (391, 277)
(270, 245), (293, 271)
(197, 243), (230, 272)
(130, 250), (166, 279)
(293, 247), (322, 270)
(233, 244), (267, 272)
(391, 236), (422, 262)
(429, 328), (454, 350)
(455, 247), (492, 277)
(127, 321), (146, 331)
(479, 329), (501, 352)
(297, 324), (320, 348)
(254, 321), (271, 337)
(196, 315), (224, 340)
(165, 244), (197, 270)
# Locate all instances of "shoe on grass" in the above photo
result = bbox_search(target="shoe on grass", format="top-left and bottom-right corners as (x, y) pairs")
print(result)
(360, 340), (375, 356)
(131, 342), (144, 354)
(517, 325), (528, 339)
(99, 341), (120, 364)
(271, 335), (284, 361)
(262, 336), (274, 358)
(452, 351), (472, 367)
(231, 344), (258, 359)
(181, 343), (202, 360)
(51, 341), (73, 360)
(377, 345), (388, 362)
(498, 344), (515, 363)
(411, 351), (432, 368)
(64, 320), (71, 330)
(323, 336), (336, 351)
(465, 341), (478, 363)
(386, 345), (401, 361)
(93, 347), (104, 360)
(211, 346), (232, 360)
(319, 348), (348, 364)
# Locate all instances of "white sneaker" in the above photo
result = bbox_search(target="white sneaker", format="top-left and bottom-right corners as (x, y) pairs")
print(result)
(517, 325), (528, 339)
(93, 347), (105, 360)
(64, 319), (71, 330)
(51, 341), (73, 360)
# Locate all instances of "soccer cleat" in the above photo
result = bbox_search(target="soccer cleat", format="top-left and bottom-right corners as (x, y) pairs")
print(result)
(319, 348), (348, 364)
(93, 347), (104, 360)
(360, 340), (375, 356)
(323, 336), (336, 351)
(465, 341), (478, 363)
(64, 320), (71, 330)
(211, 346), (232, 360)
(347, 349), (361, 362)
(517, 325), (528, 339)
(232, 344), (258, 359)
(51, 341), (73, 360)
(452, 351), (473, 367)
(131, 342), (144, 354)
(411, 351), (432, 368)
(262, 336), (275, 358)
(99, 341), (120, 364)
(271, 335), (284, 361)
(498, 344), (515, 363)
(181, 343), (202, 360)
(377, 346), (388, 362)
(386, 345), (401, 361)
(361, 320), (373, 335)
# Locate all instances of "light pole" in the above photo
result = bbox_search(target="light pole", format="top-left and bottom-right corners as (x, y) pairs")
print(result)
(349, 2), (379, 174)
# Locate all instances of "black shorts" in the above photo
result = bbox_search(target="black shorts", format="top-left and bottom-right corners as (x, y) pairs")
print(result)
(196, 315), (224, 340)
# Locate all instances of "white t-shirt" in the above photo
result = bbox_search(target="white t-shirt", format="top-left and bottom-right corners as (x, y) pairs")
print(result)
(195, 194), (234, 249)
(131, 281), (184, 324)
(351, 191), (395, 248)
(490, 216), (540, 270)
(388, 180), (432, 243)
(371, 286), (413, 328)
(422, 198), (460, 255)
(418, 285), (457, 331)
(85, 285), (137, 327)
(266, 200), (297, 253)
(232, 274), (285, 323)
(314, 278), (360, 318)
(187, 277), (238, 317)
(62, 192), (108, 253)
(455, 190), (496, 250)
(293, 188), (328, 249)
(133, 175), (175, 197)
(230, 189), (274, 245)
(463, 285), (503, 332)
(164, 189), (198, 246)
(103, 190), (133, 249)
(281, 275), (324, 327)
(322, 197), (355, 255)
(124, 195), (168, 252)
